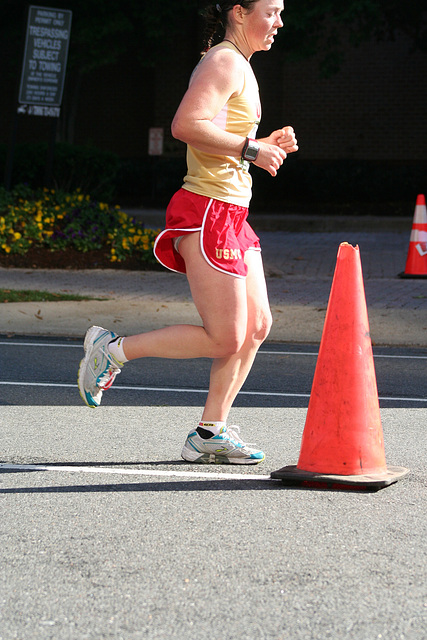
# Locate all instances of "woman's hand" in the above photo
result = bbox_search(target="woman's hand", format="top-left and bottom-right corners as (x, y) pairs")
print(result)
(268, 126), (298, 154)
(277, 126), (298, 154)
(255, 126), (298, 176)
(254, 142), (287, 177)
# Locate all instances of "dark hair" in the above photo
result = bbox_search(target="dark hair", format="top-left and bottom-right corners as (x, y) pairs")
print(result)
(202, 1), (259, 51)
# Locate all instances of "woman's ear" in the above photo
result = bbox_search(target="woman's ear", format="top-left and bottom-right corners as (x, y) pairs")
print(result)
(231, 4), (246, 25)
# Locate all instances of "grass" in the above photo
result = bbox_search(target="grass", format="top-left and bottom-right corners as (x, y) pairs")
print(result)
(0, 289), (108, 303)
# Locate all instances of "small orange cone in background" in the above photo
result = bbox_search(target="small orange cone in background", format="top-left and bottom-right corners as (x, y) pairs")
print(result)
(272, 243), (409, 491)
(400, 194), (427, 278)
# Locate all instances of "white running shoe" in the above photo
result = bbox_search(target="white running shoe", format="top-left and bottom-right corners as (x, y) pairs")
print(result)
(78, 326), (123, 408)
(181, 425), (265, 465)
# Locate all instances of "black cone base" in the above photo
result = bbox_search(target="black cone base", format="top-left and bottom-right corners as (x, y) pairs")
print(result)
(270, 465), (410, 492)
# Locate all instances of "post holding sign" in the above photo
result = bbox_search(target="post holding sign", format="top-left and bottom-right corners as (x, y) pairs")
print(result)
(18, 5), (72, 117)
(148, 128), (164, 156)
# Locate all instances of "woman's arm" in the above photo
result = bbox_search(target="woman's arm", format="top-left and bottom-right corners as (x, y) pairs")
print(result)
(171, 48), (246, 156)
(171, 48), (296, 176)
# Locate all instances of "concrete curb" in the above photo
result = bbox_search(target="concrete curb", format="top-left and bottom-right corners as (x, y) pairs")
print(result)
(1, 298), (426, 346)
(1, 225), (426, 346)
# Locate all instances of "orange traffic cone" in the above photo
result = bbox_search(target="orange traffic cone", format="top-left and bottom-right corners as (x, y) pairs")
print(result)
(272, 243), (409, 491)
(400, 194), (427, 278)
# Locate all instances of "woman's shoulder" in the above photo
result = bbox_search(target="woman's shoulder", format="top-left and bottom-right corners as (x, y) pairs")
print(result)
(190, 43), (247, 86)
(199, 43), (247, 72)
(206, 42), (248, 62)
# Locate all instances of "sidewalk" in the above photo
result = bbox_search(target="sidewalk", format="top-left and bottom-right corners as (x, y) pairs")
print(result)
(0, 219), (426, 346)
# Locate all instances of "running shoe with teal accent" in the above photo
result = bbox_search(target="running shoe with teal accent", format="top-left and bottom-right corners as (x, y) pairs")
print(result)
(77, 325), (123, 408)
(181, 425), (265, 465)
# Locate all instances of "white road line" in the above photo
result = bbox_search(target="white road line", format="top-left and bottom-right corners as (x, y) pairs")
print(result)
(261, 350), (427, 360)
(0, 380), (310, 398)
(0, 341), (82, 348)
(0, 380), (426, 402)
(0, 463), (272, 481)
(1, 341), (427, 359)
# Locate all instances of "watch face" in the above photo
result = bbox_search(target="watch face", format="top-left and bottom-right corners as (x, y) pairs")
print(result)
(246, 147), (258, 161)
(244, 140), (259, 161)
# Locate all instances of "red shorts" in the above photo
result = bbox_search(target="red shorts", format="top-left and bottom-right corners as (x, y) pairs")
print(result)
(153, 189), (261, 278)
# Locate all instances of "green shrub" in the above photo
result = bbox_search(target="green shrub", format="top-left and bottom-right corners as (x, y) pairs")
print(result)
(1, 143), (121, 202)
(0, 185), (160, 264)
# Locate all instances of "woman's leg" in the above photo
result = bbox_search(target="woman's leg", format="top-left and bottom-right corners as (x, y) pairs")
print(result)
(121, 232), (250, 361)
(124, 234), (271, 421)
(200, 249), (273, 422)
(79, 232), (270, 418)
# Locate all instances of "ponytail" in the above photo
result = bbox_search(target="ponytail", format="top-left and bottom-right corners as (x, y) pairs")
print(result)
(201, 3), (225, 52)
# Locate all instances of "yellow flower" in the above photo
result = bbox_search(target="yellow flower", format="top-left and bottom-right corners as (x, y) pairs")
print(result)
(14, 232), (22, 240)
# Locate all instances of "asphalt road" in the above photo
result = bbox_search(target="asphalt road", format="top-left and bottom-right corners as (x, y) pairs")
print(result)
(1, 336), (426, 640)
(1, 336), (427, 409)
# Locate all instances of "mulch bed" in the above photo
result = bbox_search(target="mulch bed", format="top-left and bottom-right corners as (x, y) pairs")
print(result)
(0, 247), (165, 271)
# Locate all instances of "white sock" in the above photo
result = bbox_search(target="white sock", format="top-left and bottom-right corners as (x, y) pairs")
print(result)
(108, 336), (128, 364)
(198, 421), (226, 436)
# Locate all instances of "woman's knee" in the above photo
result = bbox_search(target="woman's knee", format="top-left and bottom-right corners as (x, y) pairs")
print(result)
(249, 307), (273, 345)
(212, 309), (272, 357)
(208, 325), (247, 358)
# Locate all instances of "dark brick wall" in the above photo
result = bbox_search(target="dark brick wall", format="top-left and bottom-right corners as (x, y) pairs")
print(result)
(1, 29), (426, 163)
(275, 35), (427, 160)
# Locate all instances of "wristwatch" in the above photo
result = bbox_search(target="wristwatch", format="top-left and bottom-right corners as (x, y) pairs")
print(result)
(241, 137), (260, 162)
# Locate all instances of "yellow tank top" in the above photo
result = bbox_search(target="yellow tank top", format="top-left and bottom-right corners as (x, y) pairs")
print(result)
(182, 42), (261, 207)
